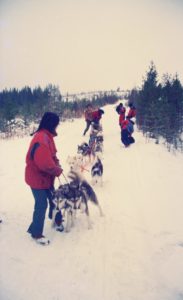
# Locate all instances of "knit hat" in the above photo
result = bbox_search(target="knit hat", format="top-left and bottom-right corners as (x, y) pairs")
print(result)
(98, 108), (104, 115)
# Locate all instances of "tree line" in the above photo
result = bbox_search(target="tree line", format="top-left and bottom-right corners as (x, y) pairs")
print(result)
(1, 63), (183, 151)
(128, 62), (183, 151)
(0, 84), (118, 137)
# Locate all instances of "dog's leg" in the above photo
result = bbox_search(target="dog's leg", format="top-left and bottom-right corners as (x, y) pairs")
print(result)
(86, 216), (92, 230)
(51, 208), (58, 228)
(71, 210), (76, 227)
(65, 209), (72, 232)
(80, 202), (86, 213)
(85, 202), (92, 230)
(97, 204), (104, 217)
(62, 208), (66, 218)
(93, 196), (104, 217)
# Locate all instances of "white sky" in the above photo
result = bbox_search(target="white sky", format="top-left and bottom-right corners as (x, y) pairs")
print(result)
(0, 0), (183, 93)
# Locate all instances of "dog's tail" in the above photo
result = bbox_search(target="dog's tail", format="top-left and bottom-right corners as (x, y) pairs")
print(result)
(81, 180), (99, 205)
(81, 180), (104, 217)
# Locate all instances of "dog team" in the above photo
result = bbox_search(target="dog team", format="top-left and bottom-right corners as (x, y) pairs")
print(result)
(25, 107), (105, 245)
(25, 102), (136, 245)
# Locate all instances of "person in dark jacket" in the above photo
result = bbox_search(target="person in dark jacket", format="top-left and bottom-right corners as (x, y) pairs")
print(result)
(120, 118), (135, 147)
(116, 103), (123, 114)
(83, 104), (93, 136)
(25, 112), (63, 245)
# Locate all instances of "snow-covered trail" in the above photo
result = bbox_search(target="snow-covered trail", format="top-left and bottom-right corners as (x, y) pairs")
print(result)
(1, 103), (183, 300)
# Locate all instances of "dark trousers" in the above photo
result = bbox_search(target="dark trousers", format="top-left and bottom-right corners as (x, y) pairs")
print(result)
(27, 189), (53, 237)
(128, 136), (135, 144)
(83, 120), (92, 135)
(121, 129), (135, 147)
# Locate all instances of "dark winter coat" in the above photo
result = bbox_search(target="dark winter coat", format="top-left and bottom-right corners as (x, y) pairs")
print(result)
(25, 129), (62, 189)
(116, 103), (123, 114)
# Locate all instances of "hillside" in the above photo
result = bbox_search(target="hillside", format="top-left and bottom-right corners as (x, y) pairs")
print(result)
(1, 103), (183, 300)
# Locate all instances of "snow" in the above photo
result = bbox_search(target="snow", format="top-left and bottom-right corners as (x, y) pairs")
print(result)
(1, 103), (183, 300)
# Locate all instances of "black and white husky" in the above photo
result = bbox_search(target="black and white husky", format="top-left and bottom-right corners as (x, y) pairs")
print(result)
(91, 157), (103, 186)
(52, 171), (104, 232)
(77, 142), (91, 156)
(77, 142), (95, 164)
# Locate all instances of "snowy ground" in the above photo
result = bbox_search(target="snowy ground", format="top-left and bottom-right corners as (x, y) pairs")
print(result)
(1, 103), (183, 300)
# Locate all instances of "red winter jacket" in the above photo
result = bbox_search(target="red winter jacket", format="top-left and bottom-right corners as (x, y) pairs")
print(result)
(119, 107), (126, 125)
(92, 110), (102, 123)
(120, 119), (129, 130)
(25, 129), (62, 189)
(127, 107), (136, 119)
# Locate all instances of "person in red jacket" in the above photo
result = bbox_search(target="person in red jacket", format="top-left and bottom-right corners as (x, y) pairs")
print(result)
(91, 108), (104, 124)
(83, 103), (93, 136)
(119, 106), (126, 126)
(127, 103), (136, 119)
(25, 112), (63, 245)
(120, 118), (135, 147)
(119, 110), (126, 125)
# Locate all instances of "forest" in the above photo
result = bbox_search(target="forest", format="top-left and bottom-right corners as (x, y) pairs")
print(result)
(1, 62), (183, 151)
(128, 62), (183, 151)
(0, 85), (118, 137)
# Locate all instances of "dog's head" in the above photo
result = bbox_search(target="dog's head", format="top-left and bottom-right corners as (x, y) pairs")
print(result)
(93, 157), (103, 168)
(53, 184), (71, 209)
(95, 144), (103, 153)
(77, 142), (90, 156)
(69, 178), (79, 189)
(67, 155), (77, 167)
(54, 184), (70, 198)
(91, 157), (103, 178)
(66, 155), (83, 171)
(96, 135), (104, 143)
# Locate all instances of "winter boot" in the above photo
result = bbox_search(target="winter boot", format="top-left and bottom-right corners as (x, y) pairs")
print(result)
(32, 235), (50, 245)
(55, 223), (64, 232)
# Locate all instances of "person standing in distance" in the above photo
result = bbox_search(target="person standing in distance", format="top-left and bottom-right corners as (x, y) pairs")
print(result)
(83, 103), (94, 136)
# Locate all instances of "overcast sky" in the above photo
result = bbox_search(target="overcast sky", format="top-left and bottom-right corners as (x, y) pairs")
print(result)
(1, 0), (183, 94)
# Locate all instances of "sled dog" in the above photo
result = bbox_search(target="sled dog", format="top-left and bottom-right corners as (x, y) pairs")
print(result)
(89, 124), (104, 154)
(77, 142), (91, 156)
(52, 171), (103, 232)
(91, 157), (103, 186)
(67, 154), (85, 174)
(77, 142), (95, 164)
(67, 154), (90, 176)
